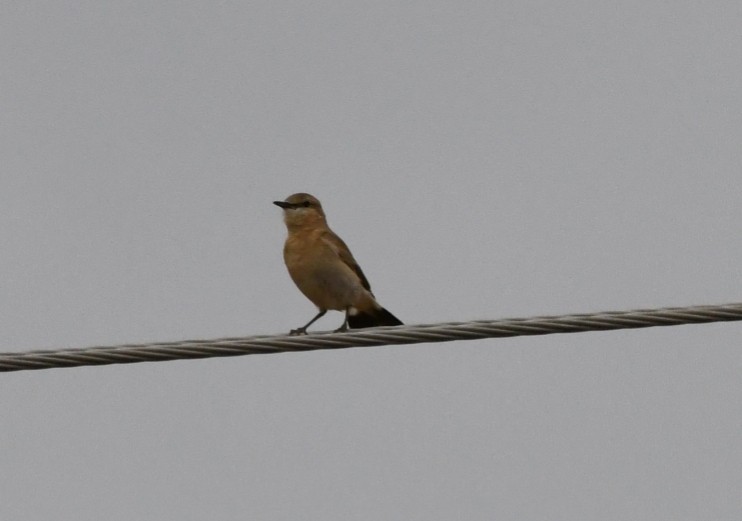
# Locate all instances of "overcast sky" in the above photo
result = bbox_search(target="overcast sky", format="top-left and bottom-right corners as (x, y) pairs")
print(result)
(2, 1), (741, 520)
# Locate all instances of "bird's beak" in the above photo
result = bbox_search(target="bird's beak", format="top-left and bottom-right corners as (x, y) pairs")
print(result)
(273, 201), (292, 209)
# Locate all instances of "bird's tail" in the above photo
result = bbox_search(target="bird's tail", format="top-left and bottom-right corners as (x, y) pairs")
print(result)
(348, 307), (403, 329)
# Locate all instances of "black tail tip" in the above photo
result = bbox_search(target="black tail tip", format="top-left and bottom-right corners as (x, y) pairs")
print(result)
(376, 307), (403, 326)
(347, 307), (403, 329)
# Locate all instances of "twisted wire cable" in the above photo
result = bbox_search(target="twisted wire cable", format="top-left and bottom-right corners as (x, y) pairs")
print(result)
(2, 302), (741, 373)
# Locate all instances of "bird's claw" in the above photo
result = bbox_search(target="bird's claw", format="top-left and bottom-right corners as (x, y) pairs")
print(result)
(289, 328), (307, 336)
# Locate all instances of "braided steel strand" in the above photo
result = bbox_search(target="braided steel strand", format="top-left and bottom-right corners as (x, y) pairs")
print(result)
(1, 303), (741, 372)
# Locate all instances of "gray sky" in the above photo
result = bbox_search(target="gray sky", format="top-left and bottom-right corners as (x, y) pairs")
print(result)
(2, 1), (741, 519)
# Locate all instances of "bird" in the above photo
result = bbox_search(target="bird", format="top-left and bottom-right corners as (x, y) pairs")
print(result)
(273, 193), (403, 335)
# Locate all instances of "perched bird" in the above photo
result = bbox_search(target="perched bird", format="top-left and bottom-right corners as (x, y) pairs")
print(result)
(273, 193), (403, 335)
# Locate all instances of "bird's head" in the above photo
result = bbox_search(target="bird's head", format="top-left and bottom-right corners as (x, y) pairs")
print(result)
(273, 193), (326, 229)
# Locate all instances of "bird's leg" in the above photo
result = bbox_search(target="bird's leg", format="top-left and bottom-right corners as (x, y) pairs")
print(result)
(333, 309), (350, 333)
(290, 310), (326, 335)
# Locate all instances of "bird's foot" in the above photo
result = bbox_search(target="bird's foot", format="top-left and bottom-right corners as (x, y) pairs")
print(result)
(289, 328), (308, 336)
(333, 323), (348, 333)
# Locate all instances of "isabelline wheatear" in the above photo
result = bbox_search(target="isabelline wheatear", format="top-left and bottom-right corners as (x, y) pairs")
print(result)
(274, 193), (403, 335)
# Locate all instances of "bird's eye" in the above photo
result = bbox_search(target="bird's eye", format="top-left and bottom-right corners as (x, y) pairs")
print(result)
(302, 201), (311, 207)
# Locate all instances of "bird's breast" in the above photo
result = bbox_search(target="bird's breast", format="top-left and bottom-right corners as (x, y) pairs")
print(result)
(282, 234), (366, 310)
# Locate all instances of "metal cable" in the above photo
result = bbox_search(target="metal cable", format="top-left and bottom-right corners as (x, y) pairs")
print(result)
(2, 302), (741, 372)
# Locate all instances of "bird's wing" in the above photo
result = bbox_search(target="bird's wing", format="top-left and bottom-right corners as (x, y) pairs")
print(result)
(321, 230), (372, 292)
